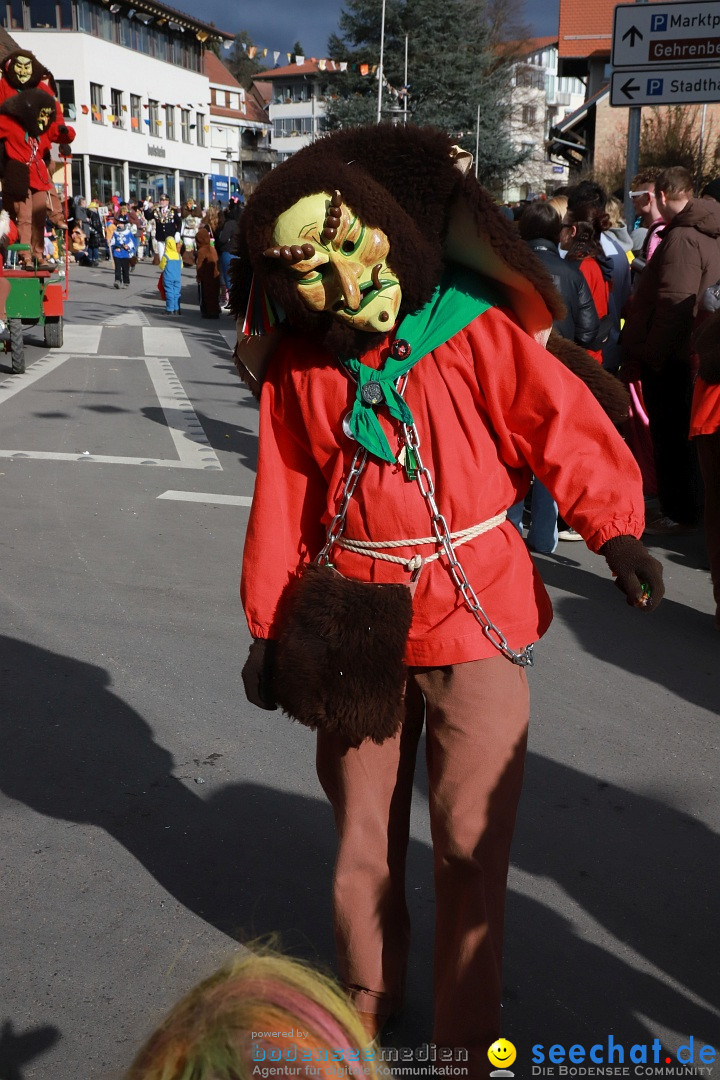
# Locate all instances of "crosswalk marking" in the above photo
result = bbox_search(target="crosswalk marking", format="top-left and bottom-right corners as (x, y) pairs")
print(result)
(144, 356), (221, 470)
(56, 324), (103, 354)
(0, 321), (227, 470)
(142, 327), (190, 357)
(157, 490), (253, 506)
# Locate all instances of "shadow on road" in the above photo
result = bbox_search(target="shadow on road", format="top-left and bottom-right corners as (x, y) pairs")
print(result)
(0, 1019), (61, 1080)
(2, 633), (717, 1062)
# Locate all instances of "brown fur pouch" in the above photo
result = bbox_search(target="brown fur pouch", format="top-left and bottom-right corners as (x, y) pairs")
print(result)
(274, 563), (414, 747)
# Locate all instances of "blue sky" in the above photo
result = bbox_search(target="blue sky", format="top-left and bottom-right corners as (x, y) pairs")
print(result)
(208, 0), (561, 59)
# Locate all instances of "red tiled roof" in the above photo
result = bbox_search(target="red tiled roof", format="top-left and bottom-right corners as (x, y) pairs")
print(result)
(261, 59), (342, 78)
(559, 0), (666, 58)
(204, 50), (243, 89)
(252, 81), (272, 105)
(210, 98), (268, 124)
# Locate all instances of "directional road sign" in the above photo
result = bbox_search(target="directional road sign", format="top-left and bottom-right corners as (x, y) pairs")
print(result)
(610, 66), (720, 106)
(612, 1), (720, 69)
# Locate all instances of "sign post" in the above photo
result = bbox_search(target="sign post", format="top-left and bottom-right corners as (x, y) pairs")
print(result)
(612, 0), (719, 223)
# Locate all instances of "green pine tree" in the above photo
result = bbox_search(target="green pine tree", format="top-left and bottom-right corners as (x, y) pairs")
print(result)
(226, 31), (267, 89)
(324, 0), (528, 188)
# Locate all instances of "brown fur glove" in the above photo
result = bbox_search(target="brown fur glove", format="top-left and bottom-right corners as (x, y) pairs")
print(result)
(241, 638), (277, 710)
(600, 536), (664, 611)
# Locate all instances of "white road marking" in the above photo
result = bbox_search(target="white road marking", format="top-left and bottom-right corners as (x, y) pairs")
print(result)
(217, 326), (237, 349)
(142, 327), (190, 357)
(0, 344), (223, 471)
(0, 451), (195, 467)
(0, 351), (73, 406)
(157, 490), (252, 506)
(53, 324), (103, 354)
(144, 356), (222, 470)
(106, 309), (150, 326)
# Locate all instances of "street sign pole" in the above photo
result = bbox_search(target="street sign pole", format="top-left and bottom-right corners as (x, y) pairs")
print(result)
(624, 0), (647, 230)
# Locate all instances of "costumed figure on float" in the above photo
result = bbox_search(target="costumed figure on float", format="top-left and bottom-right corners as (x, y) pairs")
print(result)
(0, 87), (74, 270)
(232, 125), (665, 1077)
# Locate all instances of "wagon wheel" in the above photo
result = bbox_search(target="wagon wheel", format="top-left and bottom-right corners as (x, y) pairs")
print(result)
(44, 316), (63, 349)
(9, 319), (25, 374)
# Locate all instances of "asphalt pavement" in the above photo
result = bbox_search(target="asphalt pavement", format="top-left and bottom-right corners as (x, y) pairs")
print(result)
(0, 258), (717, 1080)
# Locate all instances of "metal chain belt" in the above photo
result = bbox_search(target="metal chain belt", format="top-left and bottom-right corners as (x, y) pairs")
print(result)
(317, 372), (534, 668)
(399, 418), (534, 668)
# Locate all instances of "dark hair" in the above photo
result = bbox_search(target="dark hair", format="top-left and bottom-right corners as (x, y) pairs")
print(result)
(655, 165), (694, 197)
(518, 201), (562, 244)
(567, 180), (607, 213)
(563, 201), (607, 262)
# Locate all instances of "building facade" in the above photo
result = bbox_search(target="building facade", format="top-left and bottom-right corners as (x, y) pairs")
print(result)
(261, 60), (331, 160)
(503, 38), (586, 201)
(5, 0), (232, 204)
(205, 50), (275, 199)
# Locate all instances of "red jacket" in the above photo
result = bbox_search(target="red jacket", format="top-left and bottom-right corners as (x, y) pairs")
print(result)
(0, 114), (57, 190)
(241, 307), (645, 665)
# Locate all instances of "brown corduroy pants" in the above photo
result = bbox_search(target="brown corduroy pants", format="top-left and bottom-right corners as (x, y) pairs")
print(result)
(316, 655), (530, 1073)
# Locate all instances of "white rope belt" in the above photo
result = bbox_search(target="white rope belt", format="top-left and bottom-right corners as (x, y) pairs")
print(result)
(335, 511), (508, 574)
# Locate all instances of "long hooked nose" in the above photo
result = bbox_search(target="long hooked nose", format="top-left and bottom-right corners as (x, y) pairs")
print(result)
(329, 252), (362, 311)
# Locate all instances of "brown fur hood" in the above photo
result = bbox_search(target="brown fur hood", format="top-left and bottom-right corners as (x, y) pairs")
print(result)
(0, 87), (56, 136)
(1, 50), (57, 94)
(231, 124), (629, 420)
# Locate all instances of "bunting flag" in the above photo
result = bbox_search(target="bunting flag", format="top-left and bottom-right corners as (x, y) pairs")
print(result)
(339, 62), (347, 71)
(144, 118), (150, 125)
(295, 54), (304, 64)
(248, 45), (257, 58)
(122, 104), (128, 111)
(81, 104), (89, 114)
(262, 48), (267, 57)
(318, 59), (326, 71)
(273, 51), (279, 63)
(360, 63), (369, 76)
(131, 116), (138, 128)
(286, 52), (291, 62)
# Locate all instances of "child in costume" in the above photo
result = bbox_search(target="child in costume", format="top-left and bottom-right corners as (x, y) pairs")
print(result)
(195, 226), (220, 318)
(110, 215), (136, 288)
(234, 125), (665, 1077)
(126, 949), (383, 1080)
(0, 88), (75, 269)
(159, 236), (182, 315)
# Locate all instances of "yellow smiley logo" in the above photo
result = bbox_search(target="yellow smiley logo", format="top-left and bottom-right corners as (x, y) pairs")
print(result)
(488, 1039), (517, 1069)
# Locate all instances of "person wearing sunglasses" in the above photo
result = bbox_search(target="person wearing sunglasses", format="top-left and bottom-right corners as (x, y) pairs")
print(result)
(629, 170), (664, 273)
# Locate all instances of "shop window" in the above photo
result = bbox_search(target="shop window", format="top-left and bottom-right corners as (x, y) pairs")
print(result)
(90, 82), (104, 124)
(196, 113), (205, 147)
(130, 93), (142, 133)
(56, 79), (76, 121)
(111, 88), (123, 128)
(181, 109), (190, 143)
(75, 0), (90, 30)
(5, 0), (24, 27)
(29, 0), (57, 28)
(165, 105), (175, 140)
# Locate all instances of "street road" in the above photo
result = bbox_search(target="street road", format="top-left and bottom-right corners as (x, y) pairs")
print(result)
(0, 260), (718, 1079)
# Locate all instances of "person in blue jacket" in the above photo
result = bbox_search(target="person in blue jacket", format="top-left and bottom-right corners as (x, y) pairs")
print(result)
(111, 215), (136, 288)
(159, 236), (182, 315)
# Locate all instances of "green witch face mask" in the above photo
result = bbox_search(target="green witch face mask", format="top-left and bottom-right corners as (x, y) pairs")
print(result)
(266, 191), (402, 332)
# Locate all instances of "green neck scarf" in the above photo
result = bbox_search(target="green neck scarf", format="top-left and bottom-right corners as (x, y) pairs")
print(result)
(341, 265), (498, 463)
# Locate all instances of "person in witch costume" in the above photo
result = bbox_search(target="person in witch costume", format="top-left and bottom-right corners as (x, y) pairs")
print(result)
(0, 50), (71, 231)
(233, 125), (664, 1075)
(0, 88), (75, 269)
